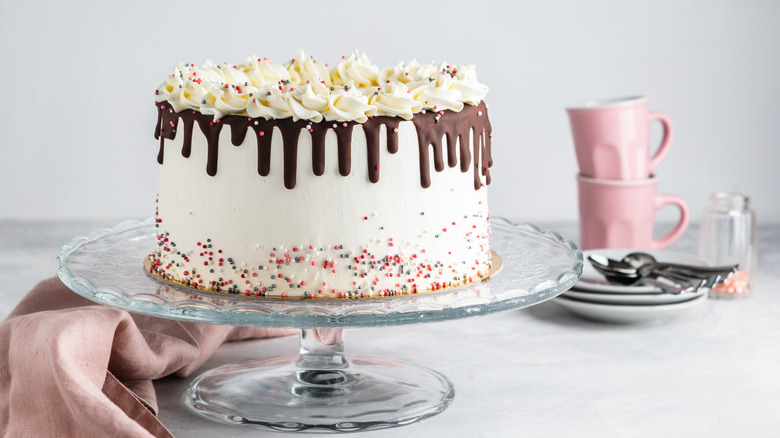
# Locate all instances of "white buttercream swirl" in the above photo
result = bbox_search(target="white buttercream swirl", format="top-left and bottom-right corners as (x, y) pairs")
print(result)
(286, 79), (330, 122)
(378, 59), (445, 85)
(408, 74), (464, 112)
(154, 65), (188, 112)
(324, 81), (377, 123)
(243, 56), (291, 87)
(156, 64), (216, 113)
(156, 52), (488, 122)
(200, 83), (257, 121)
(331, 51), (379, 88)
(286, 50), (331, 87)
(368, 82), (422, 120)
(246, 82), (294, 120)
(200, 59), (251, 86)
(450, 64), (489, 104)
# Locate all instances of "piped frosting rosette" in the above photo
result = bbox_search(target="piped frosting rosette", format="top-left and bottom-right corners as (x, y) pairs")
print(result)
(368, 82), (422, 120)
(155, 51), (488, 122)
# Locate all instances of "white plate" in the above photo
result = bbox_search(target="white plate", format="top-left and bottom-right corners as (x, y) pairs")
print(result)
(563, 287), (708, 305)
(554, 293), (708, 324)
(575, 248), (706, 294)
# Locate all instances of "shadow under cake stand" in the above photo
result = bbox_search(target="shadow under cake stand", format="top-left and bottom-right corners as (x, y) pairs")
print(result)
(57, 217), (582, 432)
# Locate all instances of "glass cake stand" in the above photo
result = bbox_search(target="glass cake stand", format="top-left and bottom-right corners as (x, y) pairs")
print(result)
(57, 217), (582, 432)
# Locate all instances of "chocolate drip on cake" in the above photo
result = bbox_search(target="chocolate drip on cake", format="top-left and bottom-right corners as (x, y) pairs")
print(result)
(362, 118), (401, 183)
(154, 101), (492, 190)
(279, 121), (303, 189)
(198, 117), (224, 176)
(384, 118), (401, 154)
(154, 110), (164, 164)
(411, 105), (493, 190)
(180, 117), (195, 158)
(251, 122), (273, 176)
(310, 128), (328, 176)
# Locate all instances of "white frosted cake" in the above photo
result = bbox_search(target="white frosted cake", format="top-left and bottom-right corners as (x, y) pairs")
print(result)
(148, 50), (493, 298)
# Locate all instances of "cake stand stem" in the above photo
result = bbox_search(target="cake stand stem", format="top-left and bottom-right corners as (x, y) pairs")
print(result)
(298, 329), (346, 368)
(187, 327), (455, 432)
(294, 329), (351, 398)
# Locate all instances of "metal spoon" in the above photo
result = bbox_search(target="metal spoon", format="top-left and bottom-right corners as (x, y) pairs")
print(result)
(595, 269), (701, 294)
(587, 255), (637, 276)
(621, 252), (738, 279)
(642, 277), (704, 294)
(587, 256), (682, 291)
(587, 253), (735, 293)
(622, 252), (657, 269)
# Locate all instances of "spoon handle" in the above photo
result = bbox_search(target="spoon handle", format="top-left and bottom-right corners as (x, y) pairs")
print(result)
(637, 277), (702, 294)
(639, 262), (737, 277)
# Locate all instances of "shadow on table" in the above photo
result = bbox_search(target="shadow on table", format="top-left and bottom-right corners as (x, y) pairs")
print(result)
(522, 299), (605, 327)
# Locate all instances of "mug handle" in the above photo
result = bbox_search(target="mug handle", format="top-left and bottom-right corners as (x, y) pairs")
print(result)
(651, 194), (689, 250)
(647, 112), (673, 174)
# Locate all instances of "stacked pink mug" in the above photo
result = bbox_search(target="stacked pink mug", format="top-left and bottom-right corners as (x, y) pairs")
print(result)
(567, 96), (689, 250)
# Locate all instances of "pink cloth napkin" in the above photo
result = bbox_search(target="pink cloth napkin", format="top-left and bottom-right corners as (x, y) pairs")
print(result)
(0, 277), (295, 437)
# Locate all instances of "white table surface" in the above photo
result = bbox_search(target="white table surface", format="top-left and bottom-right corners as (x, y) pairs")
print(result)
(2, 219), (779, 437)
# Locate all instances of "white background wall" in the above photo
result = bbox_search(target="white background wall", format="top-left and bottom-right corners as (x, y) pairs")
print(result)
(1, 0), (778, 225)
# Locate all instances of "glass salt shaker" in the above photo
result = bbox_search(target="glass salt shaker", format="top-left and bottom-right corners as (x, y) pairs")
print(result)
(698, 192), (757, 298)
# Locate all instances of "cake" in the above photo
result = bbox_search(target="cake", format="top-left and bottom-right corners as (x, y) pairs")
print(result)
(148, 50), (493, 298)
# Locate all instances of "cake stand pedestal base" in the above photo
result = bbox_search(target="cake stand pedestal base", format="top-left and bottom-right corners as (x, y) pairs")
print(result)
(188, 328), (453, 432)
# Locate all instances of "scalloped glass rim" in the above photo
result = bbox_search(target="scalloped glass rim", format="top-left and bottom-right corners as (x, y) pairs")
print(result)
(57, 217), (582, 328)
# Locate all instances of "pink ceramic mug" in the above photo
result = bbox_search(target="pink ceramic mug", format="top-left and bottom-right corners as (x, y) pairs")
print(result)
(577, 174), (689, 250)
(567, 96), (673, 180)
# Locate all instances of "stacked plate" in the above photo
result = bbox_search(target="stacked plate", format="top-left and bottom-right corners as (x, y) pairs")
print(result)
(555, 249), (709, 324)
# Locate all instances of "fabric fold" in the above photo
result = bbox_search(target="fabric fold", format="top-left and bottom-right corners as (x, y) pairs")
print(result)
(0, 277), (295, 437)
